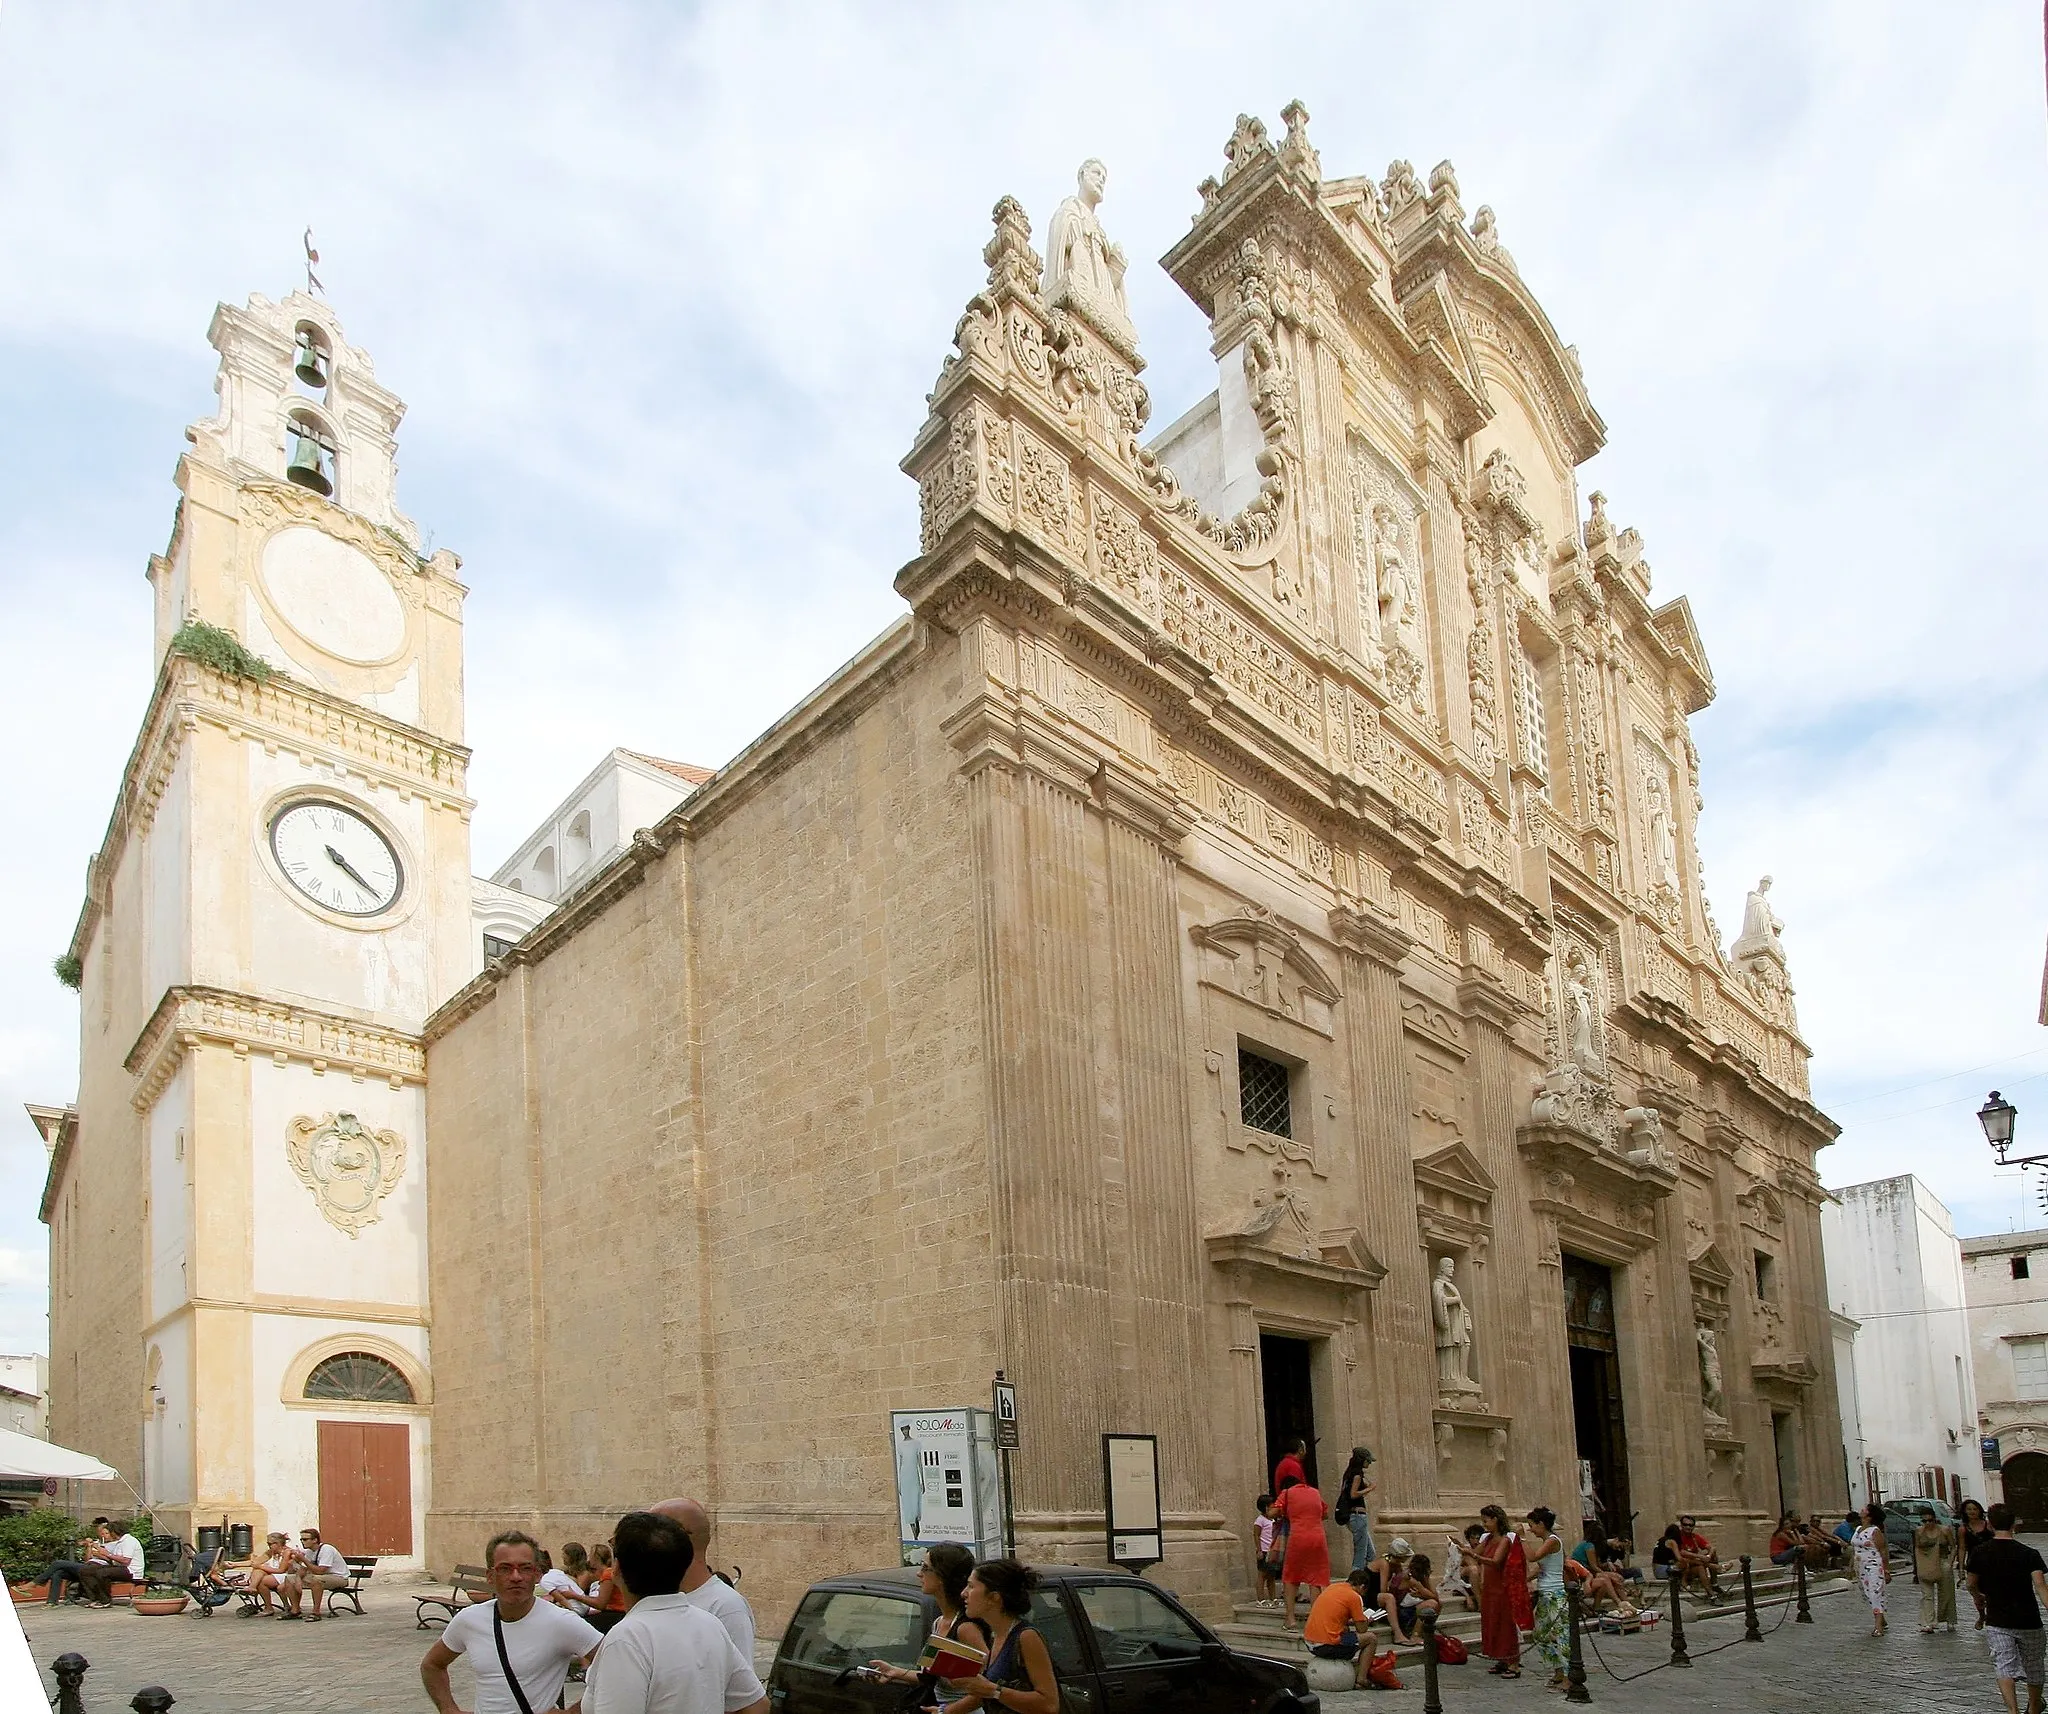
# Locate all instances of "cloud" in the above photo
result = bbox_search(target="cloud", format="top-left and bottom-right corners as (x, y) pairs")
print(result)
(2, 0), (2046, 1349)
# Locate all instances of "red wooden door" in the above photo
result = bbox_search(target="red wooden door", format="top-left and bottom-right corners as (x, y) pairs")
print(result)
(317, 1421), (413, 1554)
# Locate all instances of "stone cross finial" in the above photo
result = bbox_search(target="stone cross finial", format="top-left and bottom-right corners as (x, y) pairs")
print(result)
(1278, 99), (1320, 188)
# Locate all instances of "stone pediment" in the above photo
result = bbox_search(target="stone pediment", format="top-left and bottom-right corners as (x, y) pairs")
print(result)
(1752, 1352), (1819, 1392)
(1688, 1241), (1735, 1286)
(1737, 1181), (1786, 1233)
(1413, 1140), (1497, 1204)
(1193, 909), (1340, 1037)
(1651, 596), (1714, 693)
(1397, 271), (1490, 437)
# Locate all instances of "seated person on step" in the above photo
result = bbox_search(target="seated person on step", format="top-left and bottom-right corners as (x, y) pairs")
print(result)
(1568, 1530), (1635, 1615)
(1302, 1573), (1381, 1691)
(1674, 1516), (1721, 1600)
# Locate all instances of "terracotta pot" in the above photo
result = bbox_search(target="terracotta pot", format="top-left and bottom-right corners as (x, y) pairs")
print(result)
(132, 1595), (189, 1615)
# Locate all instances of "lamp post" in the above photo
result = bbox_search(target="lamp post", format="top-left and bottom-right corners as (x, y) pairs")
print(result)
(1981, 1091), (2022, 1162)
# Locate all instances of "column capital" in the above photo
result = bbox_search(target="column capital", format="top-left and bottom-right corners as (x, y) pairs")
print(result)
(1329, 905), (1412, 972)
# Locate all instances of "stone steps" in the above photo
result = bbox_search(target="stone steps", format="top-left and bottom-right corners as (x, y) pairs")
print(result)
(1214, 1573), (1852, 1665)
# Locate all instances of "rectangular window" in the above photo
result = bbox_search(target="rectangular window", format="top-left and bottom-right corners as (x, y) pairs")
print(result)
(2013, 1339), (2048, 1402)
(482, 934), (517, 962)
(1238, 1049), (1293, 1139)
(1510, 649), (1549, 790)
(1753, 1251), (1774, 1301)
(2016, 1255), (2032, 1281)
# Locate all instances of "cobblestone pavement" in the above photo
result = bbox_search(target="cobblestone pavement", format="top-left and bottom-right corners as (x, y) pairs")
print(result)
(19, 1578), (2031, 1712)
(1317, 1584), (2022, 1711)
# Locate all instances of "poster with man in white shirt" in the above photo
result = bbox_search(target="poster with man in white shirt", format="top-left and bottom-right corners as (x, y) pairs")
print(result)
(582, 1511), (766, 1714)
(422, 1531), (600, 1714)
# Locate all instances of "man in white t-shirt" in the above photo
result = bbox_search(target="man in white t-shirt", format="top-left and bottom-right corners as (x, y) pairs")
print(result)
(582, 1512), (766, 1714)
(648, 1497), (756, 1661)
(423, 1532), (600, 1714)
(49, 1519), (145, 1606)
(280, 1529), (352, 1620)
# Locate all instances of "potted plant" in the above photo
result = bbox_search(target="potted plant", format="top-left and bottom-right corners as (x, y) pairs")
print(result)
(131, 1581), (189, 1616)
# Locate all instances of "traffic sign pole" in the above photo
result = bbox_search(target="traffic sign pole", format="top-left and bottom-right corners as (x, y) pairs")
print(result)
(994, 1372), (1019, 1557)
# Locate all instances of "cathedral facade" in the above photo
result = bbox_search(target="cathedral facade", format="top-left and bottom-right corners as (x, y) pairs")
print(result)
(421, 110), (1842, 1622)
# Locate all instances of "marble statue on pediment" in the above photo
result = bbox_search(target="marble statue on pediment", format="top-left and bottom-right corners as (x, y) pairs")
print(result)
(1432, 1256), (1481, 1397)
(1045, 159), (1133, 345)
(1731, 875), (1785, 963)
(1643, 769), (1679, 891)
(1563, 946), (1601, 1071)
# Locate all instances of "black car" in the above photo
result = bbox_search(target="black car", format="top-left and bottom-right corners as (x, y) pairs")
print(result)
(767, 1564), (1318, 1714)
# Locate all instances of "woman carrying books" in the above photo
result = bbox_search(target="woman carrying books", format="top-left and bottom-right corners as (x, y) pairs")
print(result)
(868, 1543), (992, 1709)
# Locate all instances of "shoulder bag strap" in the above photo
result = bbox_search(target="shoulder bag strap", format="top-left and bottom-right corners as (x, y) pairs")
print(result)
(493, 1603), (538, 1714)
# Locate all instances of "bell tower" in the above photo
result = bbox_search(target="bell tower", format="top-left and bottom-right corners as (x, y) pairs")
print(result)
(47, 291), (469, 1563)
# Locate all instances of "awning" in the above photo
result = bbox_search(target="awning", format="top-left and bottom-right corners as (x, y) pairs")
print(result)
(0, 1426), (118, 1482)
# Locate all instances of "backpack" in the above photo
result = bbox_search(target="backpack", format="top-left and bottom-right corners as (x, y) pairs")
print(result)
(1433, 1632), (1469, 1665)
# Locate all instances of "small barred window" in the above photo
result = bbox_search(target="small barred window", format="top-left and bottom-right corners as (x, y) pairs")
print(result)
(1238, 1049), (1293, 1139)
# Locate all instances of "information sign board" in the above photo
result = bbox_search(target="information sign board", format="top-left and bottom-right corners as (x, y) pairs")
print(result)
(1102, 1432), (1162, 1572)
(993, 1379), (1020, 1450)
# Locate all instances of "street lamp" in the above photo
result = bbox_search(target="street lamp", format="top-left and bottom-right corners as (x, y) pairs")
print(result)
(1980, 1090), (2023, 1163)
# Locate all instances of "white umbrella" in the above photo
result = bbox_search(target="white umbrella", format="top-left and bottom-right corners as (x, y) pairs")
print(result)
(0, 1426), (117, 1482)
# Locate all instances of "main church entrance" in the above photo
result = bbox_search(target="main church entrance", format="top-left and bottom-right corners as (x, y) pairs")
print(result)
(1261, 1333), (1319, 1491)
(1564, 1255), (1631, 1541)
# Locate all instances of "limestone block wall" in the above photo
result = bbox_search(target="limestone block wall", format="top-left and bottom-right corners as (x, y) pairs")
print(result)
(428, 629), (995, 1629)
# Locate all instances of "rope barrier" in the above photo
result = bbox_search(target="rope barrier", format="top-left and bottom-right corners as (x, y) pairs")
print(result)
(1578, 1574), (1811, 1686)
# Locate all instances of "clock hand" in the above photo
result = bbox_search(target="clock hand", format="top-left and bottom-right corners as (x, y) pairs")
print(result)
(324, 844), (377, 895)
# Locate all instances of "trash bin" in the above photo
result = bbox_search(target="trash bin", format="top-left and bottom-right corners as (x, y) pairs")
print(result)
(196, 1525), (223, 1556)
(229, 1523), (253, 1560)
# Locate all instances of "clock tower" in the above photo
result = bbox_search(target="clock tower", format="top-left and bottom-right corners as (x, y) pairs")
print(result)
(46, 291), (470, 1562)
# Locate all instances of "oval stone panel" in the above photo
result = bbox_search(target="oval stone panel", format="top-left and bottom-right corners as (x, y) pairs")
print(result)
(259, 525), (407, 663)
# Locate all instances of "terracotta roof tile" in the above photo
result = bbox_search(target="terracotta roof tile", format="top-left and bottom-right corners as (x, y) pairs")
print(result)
(621, 750), (715, 786)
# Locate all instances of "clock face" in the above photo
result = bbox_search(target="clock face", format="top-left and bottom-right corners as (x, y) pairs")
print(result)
(269, 800), (403, 918)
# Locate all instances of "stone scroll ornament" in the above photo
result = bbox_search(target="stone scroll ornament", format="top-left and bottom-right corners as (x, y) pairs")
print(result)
(286, 1111), (407, 1237)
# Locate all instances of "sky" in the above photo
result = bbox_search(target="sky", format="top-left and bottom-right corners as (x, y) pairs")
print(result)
(1, 2), (2046, 1358)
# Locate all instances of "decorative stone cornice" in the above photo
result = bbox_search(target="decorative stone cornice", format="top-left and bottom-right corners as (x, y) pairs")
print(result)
(124, 985), (425, 1112)
(1328, 904), (1413, 972)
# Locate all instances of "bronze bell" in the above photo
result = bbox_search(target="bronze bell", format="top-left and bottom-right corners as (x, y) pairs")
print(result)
(293, 328), (328, 388)
(285, 432), (332, 496)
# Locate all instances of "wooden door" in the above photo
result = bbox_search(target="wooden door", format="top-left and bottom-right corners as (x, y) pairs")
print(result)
(317, 1420), (413, 1554)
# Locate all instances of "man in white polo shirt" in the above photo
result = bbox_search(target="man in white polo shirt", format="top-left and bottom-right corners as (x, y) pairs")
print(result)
(422, 1531), (600, 1714)
(648, 1497), (755, 1662)
(582, 1512), (766, 1714)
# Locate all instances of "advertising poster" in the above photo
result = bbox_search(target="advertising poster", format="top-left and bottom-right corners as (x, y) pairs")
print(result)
(891, 1407), (1002, 1563)
(1102, 1432), (1163, 1570)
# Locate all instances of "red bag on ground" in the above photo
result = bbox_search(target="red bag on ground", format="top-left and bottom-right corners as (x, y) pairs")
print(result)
(1433, 1632), (1469, 1664)
(1367, 1653), (1403, 1690)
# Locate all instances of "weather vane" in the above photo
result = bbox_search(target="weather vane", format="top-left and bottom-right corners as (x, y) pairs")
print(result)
(304, 228), (323, 297)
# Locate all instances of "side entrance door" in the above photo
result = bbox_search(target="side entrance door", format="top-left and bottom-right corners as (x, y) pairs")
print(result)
(317, 1420), (413, 1555)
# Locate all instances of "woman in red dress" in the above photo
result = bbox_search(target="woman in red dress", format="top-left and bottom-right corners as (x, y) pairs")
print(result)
(1476, 1503), (1529, 1677)
(1278, 1476), (1332, 1630)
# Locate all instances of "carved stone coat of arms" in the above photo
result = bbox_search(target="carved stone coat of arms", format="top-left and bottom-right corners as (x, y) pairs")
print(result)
(286, 1111), (407, 1237)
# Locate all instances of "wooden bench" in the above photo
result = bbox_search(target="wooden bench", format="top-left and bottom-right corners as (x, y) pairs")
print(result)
(415, 1564), (492, 1629)
(326, 1555), (377, 1617)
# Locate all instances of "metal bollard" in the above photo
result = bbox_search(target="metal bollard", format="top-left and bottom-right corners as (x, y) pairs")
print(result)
(1564, 1581), (1591, 1703)
(1419, 1606), (1443, 1714)
(52, 1652), (90, 1714)
(1794, 1550), (1814, 1622)
(1741, 1554), (1763, 1642)
(1666, 1572), (1692, 1667)
(132, 1691), (177, 1714)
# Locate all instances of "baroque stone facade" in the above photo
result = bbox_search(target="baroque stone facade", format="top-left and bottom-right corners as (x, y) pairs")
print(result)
(422, 110), (1842, 1622)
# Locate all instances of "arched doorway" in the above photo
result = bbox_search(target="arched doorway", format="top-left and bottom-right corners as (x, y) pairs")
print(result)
(2002, 1452), (2048, 1532)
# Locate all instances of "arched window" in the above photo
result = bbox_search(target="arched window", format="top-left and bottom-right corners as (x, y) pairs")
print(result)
(565, 810), (593, 875)
(304, 1352), (414, 1404)
(285, 409), (338, 498)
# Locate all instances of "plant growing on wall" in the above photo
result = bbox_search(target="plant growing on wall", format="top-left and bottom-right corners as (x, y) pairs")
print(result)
(52, 954), (81, 990)
(167, 618), (273, 684)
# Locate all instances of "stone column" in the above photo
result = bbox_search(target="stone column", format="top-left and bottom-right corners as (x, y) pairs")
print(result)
(1460, 980), (1562, 1502)
(1330, 907), (1430, 1510)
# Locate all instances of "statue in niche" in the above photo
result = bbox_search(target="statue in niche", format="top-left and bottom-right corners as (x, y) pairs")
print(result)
(1374, 507), (1418, 640)
(1696, 1323), (1726, 1419)
(1732, 875), (1786, 962)
(1044, 159), (1131, 334)
(1432, 1256), (1480, 1396)
(1562, 946), (1601, 1071)
(1643, 768), (1679, 890)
